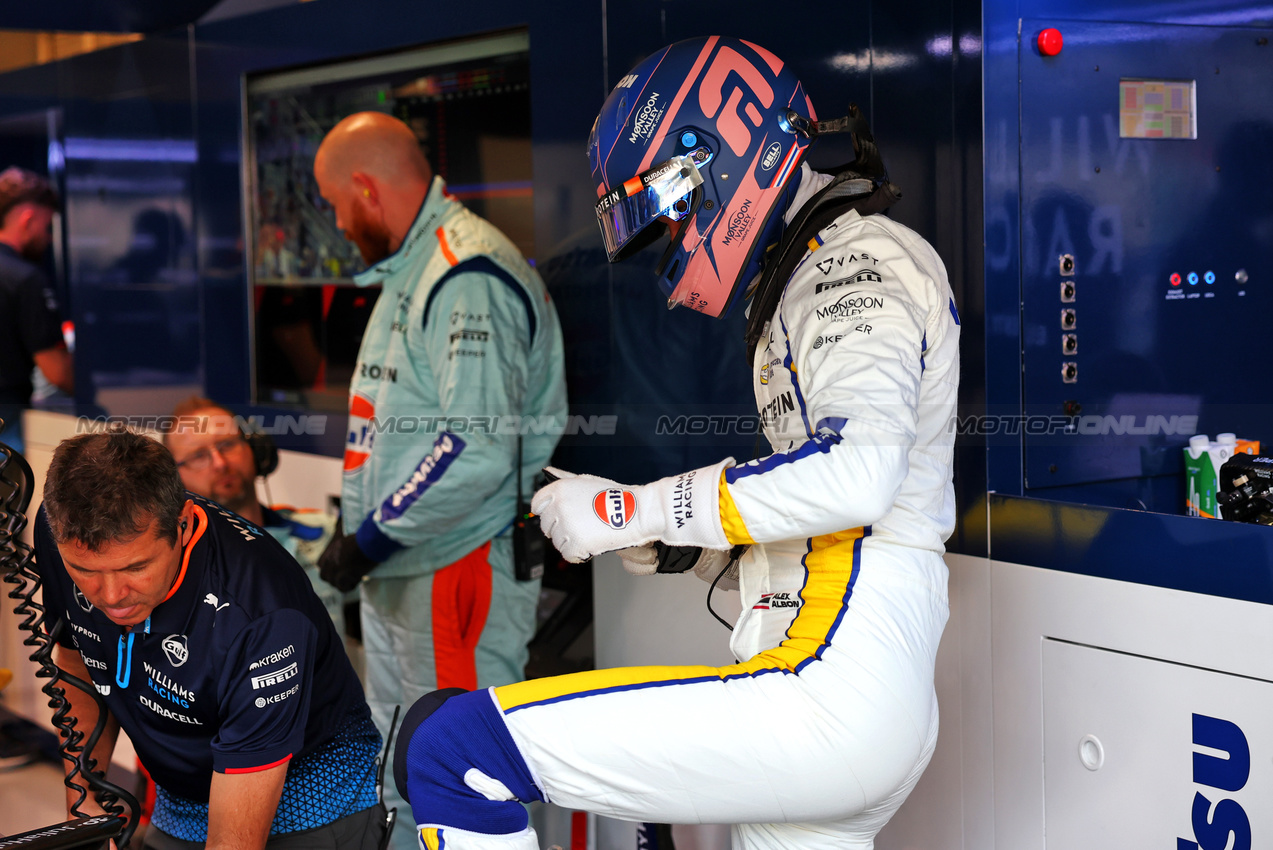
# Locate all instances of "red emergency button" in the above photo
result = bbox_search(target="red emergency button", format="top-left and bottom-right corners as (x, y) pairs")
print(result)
(1038, 28), (1064, 56)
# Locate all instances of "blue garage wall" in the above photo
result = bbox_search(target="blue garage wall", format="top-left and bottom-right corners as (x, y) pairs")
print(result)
(983, 0), (1273, 582)
(0, 0), (986, 544)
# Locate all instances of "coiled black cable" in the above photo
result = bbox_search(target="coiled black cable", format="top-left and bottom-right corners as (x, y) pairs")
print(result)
(1, 436), (138, 847)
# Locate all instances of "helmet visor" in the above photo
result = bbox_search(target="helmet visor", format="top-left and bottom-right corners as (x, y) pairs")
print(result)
(595, 155), (704, 262)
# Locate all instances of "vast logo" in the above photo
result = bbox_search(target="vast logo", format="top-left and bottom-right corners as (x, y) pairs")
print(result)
(1178, 713), (1251, 850)
(593, 489), (636, 529)
(162, 634), (189, 668)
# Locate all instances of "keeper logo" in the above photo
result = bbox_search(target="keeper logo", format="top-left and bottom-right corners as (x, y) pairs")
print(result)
(594, 488), (637, 529)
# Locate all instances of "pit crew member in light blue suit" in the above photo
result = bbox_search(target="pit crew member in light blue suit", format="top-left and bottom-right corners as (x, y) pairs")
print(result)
(313, 112), (567, 850)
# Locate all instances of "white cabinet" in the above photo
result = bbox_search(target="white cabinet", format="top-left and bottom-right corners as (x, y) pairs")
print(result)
(1043, 639), (1268, 849)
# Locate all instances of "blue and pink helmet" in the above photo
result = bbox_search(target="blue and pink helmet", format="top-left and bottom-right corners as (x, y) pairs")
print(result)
(588, 36), (817, 318)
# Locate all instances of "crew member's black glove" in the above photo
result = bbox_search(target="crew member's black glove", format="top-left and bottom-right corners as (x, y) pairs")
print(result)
(318, 525), (379, 593)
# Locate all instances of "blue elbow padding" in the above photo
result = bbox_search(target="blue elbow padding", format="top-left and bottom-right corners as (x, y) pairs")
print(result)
(396, 689), (543, 834)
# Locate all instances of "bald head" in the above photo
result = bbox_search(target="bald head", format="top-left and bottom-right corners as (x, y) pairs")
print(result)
(314, 112), (434, 263)
(316, 112), (431, 187)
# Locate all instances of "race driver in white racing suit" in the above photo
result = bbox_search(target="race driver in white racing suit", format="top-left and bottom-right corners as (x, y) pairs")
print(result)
(390, 36), (960, 850)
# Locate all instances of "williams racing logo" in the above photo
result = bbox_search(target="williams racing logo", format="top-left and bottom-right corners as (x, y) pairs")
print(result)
(753, 592), (802, 610)
(594, 488), (637, 529)
(815, 269), (883, 294)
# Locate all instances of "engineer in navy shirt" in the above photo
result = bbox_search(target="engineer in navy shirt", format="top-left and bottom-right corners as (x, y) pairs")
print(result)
(35, 429), (388, 850)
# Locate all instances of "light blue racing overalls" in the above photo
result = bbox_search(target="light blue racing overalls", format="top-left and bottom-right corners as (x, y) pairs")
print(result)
(341, 177), (567, 850)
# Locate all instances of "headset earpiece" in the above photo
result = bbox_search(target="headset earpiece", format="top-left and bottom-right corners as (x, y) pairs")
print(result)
(241, 423), (279, 478)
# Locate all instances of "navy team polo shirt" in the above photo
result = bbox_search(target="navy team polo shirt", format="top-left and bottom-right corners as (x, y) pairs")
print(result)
(35, 493), (371, 804)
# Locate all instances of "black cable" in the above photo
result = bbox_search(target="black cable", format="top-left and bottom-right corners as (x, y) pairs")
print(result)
(705, 559), (734, 632)
(0, 440), (138, 847)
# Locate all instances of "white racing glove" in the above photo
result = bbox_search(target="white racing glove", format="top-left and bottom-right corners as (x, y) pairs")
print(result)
(532, 458), (735, 564)
(616, 545), (660, 576)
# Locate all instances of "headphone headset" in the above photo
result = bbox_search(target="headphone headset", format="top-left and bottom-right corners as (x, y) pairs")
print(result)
(241, 421), (279, 478)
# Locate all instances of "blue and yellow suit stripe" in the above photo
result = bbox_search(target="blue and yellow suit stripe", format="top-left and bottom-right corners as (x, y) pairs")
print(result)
(496, 491), (868, 712)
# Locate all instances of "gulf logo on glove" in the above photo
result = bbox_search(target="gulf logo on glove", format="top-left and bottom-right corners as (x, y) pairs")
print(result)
(594, 488), (636, 529)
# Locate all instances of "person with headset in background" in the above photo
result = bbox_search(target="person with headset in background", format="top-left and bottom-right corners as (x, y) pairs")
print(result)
(35, 429), (389, 850)
(163, 397), (346, 637)
(389, 37), (960, 850)
(311, 112), (567, 850)
(0, 167), (73, 454)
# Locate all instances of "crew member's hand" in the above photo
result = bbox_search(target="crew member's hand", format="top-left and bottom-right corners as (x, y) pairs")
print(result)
(531, 459), (734, 563)
(317, 525), (379, 592)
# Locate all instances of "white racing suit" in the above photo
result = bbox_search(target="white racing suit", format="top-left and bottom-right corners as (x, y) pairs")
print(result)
(399, 168), (960, 850)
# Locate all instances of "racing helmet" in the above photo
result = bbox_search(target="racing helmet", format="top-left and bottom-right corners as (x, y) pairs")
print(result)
(588, 36), (816, 318)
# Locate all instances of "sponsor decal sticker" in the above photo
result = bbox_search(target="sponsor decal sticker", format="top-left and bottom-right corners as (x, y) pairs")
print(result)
(162, 635), (189, 668)
(255, 683), (300, 709)
(449, 329), (490, 344)
(753, 592), (802, 610)
(249, 645), (295, 672)
(344, 392), (375, 474)
(722, 199), (755, 246)
(815, 269), (883, 294)
(759, 357), (781, 385)
(628, 92), (665, 144)
(761, 142), (783, 171)
(140, 694), (203, 725)
(815, 290), (886, 321)
(379, 433), (467, 522)
(251, 662), (299, 691)
(593, 489), (637, 529)
(71, 623), (100, 643)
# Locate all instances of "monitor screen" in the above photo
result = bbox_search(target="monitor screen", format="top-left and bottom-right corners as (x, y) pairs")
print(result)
(243, 30), (533, 408)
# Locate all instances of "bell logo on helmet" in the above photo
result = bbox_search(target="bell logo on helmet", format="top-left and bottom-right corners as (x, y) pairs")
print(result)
(593, 488), (637, 529)
(762, 142), (783, 170)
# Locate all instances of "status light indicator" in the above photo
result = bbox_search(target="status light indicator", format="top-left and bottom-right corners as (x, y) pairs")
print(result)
(1170, 273), (1182, 287)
